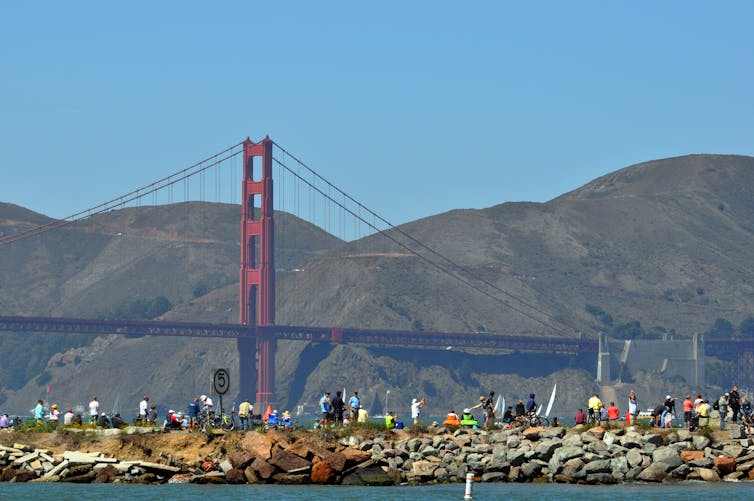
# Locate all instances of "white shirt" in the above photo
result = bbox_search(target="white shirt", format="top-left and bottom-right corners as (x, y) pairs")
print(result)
(411, 401), (421, 419)
(64, 412), (74, 425)
(203, 397), (214, 410)
(139, 399), (148, 416)
(89, 400), (100, 417)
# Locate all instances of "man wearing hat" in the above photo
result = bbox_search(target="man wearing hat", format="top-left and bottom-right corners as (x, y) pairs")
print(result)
(410, 397), (425, 426)
(63, 409), (74, 426)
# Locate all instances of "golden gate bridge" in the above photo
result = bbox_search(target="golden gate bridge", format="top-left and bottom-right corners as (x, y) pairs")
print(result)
(0, 136), (601, 411)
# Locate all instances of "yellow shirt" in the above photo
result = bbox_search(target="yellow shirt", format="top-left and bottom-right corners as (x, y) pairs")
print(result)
(588, 396), (603, 412)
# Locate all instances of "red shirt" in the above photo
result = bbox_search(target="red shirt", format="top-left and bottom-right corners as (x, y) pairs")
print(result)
(607, 405), (619, 420)
(575, 410), (586, 424)
(683, 398), (693, 412)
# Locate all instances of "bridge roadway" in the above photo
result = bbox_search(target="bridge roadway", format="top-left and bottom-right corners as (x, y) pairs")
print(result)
(0, 316), (597, 354)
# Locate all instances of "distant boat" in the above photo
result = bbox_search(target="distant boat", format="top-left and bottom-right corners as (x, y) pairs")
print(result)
(369, 393), (384, 418)
(494, 394), (505, 416)
(545, 384), (557, 418)
(111, 393), (120, 415)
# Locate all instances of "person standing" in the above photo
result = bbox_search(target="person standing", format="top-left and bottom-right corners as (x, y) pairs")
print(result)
(683, 395), (693, 428)
(331, 391), (345, 425)
(188, 397), (201, 430)
(88, 397), (100, 426)
(319, 392), (332, 425)
(139, 396), (149, 424)
(729, 386), (741, 422)
(718, 393), (729, 431)
(34, 400), (45, 424)
(348, 391), (361, 422)
(238, 398), (252, 431)
(483, 392), (496, 429)
(628, 390), (639, 425)
(411, 397), (425, 426)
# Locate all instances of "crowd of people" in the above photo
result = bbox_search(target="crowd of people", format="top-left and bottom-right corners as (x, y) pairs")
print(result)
(4, 384), (751, 435)
(572, 385), (753, 432)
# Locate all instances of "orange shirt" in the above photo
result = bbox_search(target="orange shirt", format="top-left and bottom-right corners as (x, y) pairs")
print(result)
(607, 405), (619, 420)
(683, 398), (693, 412)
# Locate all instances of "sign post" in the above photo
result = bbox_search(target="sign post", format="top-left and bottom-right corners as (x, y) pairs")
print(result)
(213, 368), (230, 415)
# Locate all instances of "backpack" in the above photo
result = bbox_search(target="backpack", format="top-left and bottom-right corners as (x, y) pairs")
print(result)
(713, 400), (720, 411)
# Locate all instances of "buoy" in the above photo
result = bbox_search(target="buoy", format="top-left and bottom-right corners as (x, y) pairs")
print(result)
(463, 472), (474, 499)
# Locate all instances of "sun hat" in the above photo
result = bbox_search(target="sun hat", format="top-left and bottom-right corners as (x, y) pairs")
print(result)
(463, 408), (471, 413)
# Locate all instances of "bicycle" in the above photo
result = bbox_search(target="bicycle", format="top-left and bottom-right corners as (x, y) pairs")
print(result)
(586, 408), (602, 424)
(198, 408), (236, 432)
(526, 410), (549, 427)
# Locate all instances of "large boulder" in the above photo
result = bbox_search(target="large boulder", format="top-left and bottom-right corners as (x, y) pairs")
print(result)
(250, 458), (276, 480)
(713, 456), (736, 475)
(310, 461), (334, 484)
(548, 446), (584, 473)
(637, 463), (668, 482)
(268, 451), (311, 473)
(652, 446), (682, 470)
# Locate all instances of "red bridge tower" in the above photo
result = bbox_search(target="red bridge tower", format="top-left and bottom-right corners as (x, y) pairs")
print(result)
(238, 137), (275, 412)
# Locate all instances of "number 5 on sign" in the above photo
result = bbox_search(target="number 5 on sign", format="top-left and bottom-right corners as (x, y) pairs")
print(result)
(213, 368), (230, 395)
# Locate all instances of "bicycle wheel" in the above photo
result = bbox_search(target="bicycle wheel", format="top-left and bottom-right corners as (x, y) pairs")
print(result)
(221, 414), (235, 431)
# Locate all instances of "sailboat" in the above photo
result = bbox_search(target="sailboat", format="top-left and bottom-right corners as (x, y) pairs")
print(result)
(545, 384), (557, 418)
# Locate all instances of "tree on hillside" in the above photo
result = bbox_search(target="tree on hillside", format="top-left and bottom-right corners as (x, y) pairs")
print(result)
(611, 321), (643, 339)
(706, 318), (734, 338)
(740, 316), (754, 338)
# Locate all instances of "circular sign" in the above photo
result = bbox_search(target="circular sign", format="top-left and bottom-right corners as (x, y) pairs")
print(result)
(213, 368), (230, 395)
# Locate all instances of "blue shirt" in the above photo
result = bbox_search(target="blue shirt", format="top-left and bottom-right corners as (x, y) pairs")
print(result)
(34, 403), (44, 419)
(188, 401), (201, 418)
(320, 396), (331, 413)
(349, 395), (360, 409)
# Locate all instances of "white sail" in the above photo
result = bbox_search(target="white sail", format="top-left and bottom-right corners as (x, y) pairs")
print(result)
(494, 395), (504, 415)
(537, 404), (543, 416)
(545, 384), (557, 418)
(111, 393), (120, 415)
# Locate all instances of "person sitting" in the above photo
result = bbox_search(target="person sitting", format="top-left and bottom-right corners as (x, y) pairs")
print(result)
(147, 404), (158, 424)
(385, 411), (396, 430)
(574, 408), (586, 425)
(63, 409), (74, 426)
(502, 406), (515, 424)
(459, 408), (478, 428)
(281, 410), (292, 428)
(111, 413), (125, 428)
(266, 409), (280, 427)
(73, 414), (83, 426)
(357, 408), (369, 423)
(442, 409), (461, 427)
(607, 402), (619, 421)
(515, 400), (526, 424)
(164, 410), (181, 430)
(97, 413), (111, 428)
(0, 414), (8, 428)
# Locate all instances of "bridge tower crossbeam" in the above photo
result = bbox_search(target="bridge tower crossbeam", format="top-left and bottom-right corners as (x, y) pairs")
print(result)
(238, 136), (275, 412)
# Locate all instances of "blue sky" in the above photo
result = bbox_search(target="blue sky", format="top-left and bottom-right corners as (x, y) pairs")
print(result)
(1, 1), (752, 230)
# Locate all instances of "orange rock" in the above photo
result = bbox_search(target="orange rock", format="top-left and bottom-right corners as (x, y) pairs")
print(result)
(713, 456), (736, 475)
(242, 432), (273, 461)
(680, 450), (705, 463)
(310, 460), (334, 484)
(342, 447), (371, 464)
(201, 460), (216, 472)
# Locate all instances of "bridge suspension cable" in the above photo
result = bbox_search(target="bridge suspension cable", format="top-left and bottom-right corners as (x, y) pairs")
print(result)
(271, 143), (579, 336)
(0, 142), (244, 246)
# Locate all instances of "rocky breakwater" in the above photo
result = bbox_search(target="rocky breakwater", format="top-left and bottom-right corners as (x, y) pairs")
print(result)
(365, 424), (754, 484)
(3, 425), (754, 485)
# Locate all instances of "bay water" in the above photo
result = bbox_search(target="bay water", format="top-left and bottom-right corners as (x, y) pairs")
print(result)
(1, 481), (750, 500)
